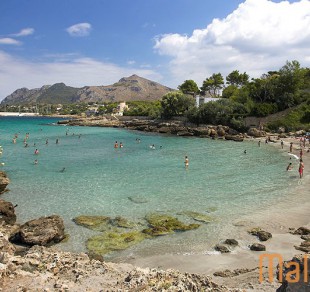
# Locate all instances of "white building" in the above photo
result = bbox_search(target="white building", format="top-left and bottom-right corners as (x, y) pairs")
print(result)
(195, 95), (222, 107)
(114, 102), (129, 116)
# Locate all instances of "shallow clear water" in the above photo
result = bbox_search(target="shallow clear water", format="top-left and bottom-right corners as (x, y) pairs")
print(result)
(0, 117), (297, 260)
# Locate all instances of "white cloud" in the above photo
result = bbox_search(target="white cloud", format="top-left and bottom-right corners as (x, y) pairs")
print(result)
(0, 38), (21, 45)
(154, 0), (310, 87)
(0, 50), (162, 100)
(12, 28), (34, 37)
(66, 23), (92, 37)
(127, 60), (136, 65)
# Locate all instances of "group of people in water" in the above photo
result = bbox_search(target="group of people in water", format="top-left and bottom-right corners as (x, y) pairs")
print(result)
(9, 128), (309, 176)
(11, 131), (66, 170)
(284, 138), (308, 179)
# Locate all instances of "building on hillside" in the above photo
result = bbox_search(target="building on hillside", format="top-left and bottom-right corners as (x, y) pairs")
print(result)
(85, 106), (99, 117)
(195, 95), (222, 107)
(113, 102), (129, 116)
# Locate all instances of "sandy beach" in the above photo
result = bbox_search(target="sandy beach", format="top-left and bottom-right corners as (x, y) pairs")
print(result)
(123, 135), (310, 291)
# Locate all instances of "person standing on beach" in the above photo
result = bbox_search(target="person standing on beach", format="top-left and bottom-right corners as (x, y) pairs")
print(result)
(281, 140), (284, 149)
(298, 159), (304, 178)
(300, 148), (303, 159)
(258, 140), (261, 147)
(289, 142), (293, 153)
(184, 156), (189, 169)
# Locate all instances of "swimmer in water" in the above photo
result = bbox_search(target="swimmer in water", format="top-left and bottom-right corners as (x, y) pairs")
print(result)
(114, 141), (119, 148)
(184, 156), (189, 169)
(60, 167), (66, 173)
(286, 162), (293, 171)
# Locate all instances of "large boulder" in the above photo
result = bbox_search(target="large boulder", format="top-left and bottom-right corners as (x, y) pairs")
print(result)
(247, 128), (266, 137)
(10, 215), (65, 246)
(224, 134), (244, 142)
(192, 127), (211, 137)
(0, 200), (16, 225)
(216, 126), (226, 137)
(0, 172), (10, 194)
(157, 126), (171, 134)
(250, 243), (266, 251)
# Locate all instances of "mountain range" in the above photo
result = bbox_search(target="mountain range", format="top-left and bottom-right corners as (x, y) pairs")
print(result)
(1, 75), (174, 105)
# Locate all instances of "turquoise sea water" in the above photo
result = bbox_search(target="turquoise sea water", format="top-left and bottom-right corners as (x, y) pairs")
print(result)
(0, 117), (297, 260)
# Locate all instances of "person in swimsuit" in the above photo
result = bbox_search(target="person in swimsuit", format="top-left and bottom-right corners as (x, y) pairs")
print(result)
(286, 162), (293, 171)
(298, 159), (304, 178)
(114, 141), (118, 148)
(184, 156), (189, 169)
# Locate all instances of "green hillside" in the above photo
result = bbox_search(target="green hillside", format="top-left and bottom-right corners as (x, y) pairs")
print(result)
(37, 83), (80, 104)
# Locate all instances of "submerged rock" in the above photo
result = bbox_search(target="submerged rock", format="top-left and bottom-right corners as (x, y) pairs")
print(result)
(142, 226), (173, 236)
(87, 231), (146, 255)
(73, 215), (110, 231)
(73, 215), (136, 231)
(143, 213), (200, 236)
(128, 196), (148, 204)
(109, 216), (136, 229)
(179, 211), (214, 223)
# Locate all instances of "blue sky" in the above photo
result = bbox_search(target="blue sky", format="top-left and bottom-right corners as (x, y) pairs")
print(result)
(0, 0), (309, 101)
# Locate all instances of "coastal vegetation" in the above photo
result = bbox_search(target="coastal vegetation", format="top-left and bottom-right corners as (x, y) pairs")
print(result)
(1, 60), (309, 131)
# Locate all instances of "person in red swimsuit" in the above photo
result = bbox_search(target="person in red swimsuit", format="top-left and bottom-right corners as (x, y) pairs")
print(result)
(298, 159), (304, 179)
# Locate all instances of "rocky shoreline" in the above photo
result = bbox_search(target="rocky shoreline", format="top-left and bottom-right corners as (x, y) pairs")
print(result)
(57, 117), (248, 142)
(1, 120), (310, 290)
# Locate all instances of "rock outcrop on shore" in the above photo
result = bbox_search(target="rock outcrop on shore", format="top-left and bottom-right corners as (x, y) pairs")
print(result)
(58, 117), (246, 141)
(0, 171), (10, 194)
(9, 215), (66, 246)
(0, 200), (16, 225)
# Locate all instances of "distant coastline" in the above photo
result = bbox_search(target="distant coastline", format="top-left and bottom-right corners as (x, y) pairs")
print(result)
(0, 112), (39, 117)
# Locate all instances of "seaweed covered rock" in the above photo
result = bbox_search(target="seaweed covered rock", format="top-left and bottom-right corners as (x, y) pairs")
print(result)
(143, 213), (200, 236)
(73, 215), (136, 230)
(87, 230), (146, 255)
(73, 215), (110, 231)
(10, 215), (65, 246)
(109, 216), (136, 229)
